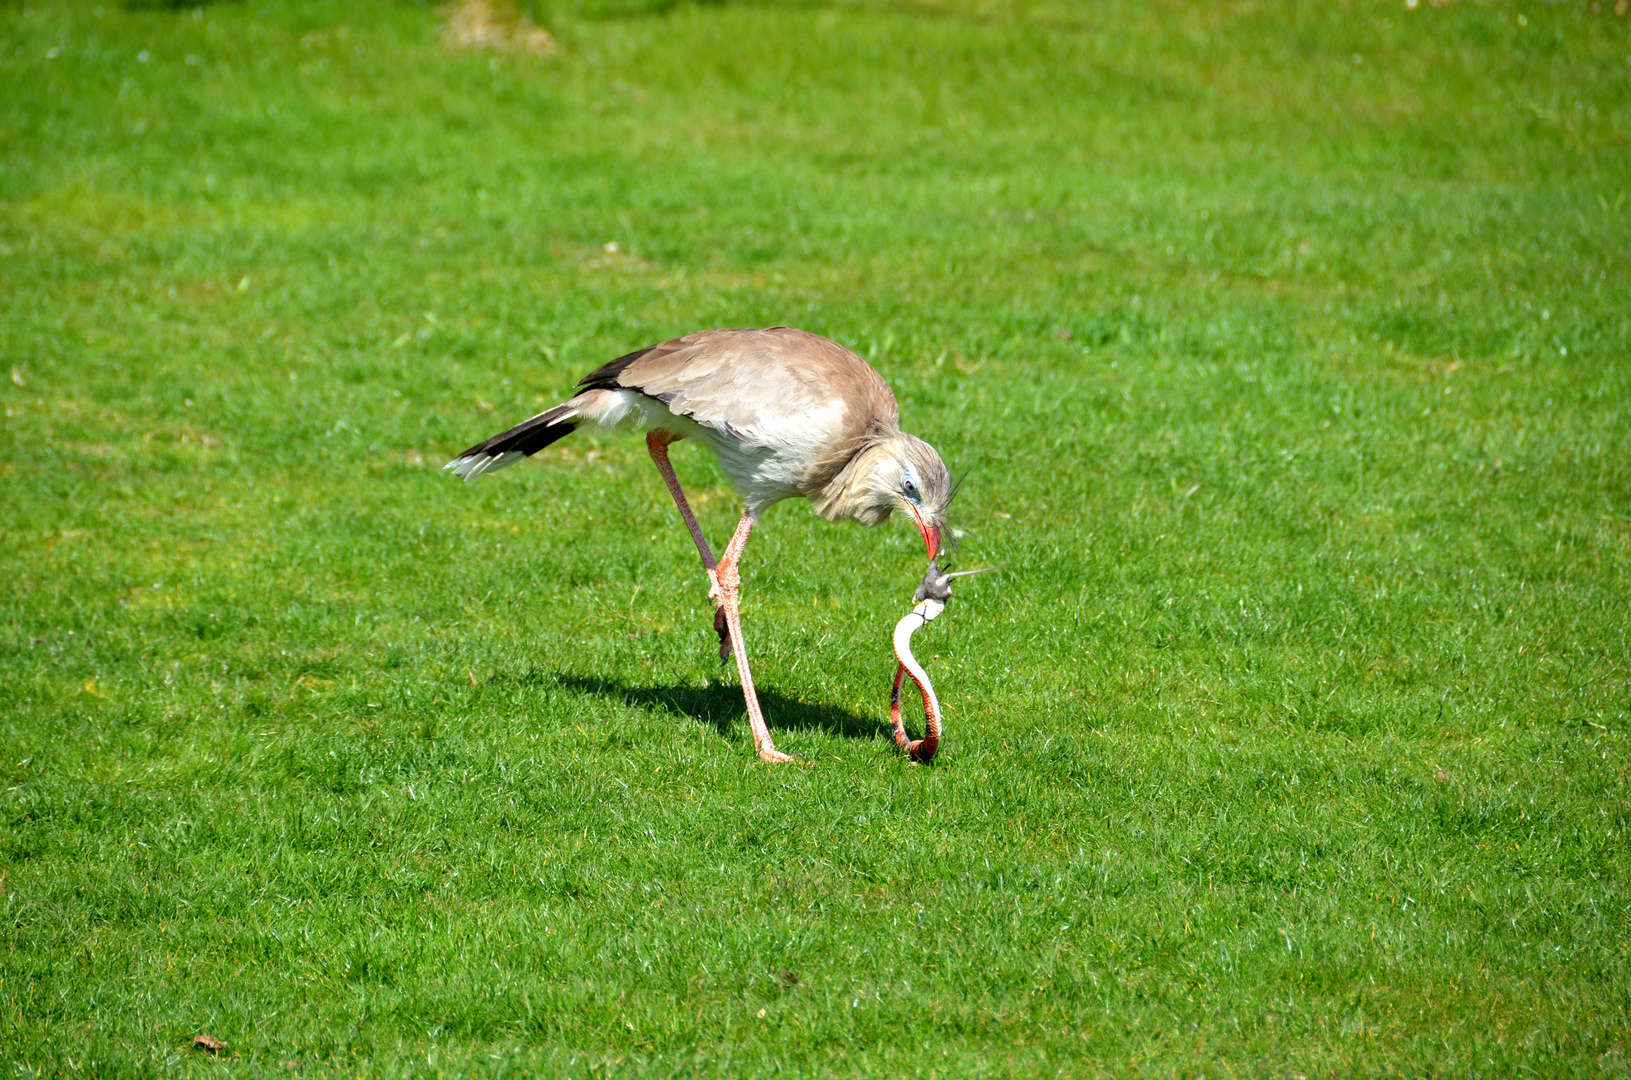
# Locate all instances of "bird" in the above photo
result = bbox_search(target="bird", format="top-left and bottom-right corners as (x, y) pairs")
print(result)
(445, 326), (953, 764)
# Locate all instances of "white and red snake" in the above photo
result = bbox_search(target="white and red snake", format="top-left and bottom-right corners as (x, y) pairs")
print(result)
(888, 561), (999, 762)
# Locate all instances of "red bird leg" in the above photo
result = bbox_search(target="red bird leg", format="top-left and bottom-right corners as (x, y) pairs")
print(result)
(711, 511), (799, 765)
(647, 431), (732, 660)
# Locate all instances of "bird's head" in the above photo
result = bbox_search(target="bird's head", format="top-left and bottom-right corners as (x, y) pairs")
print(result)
(854, 432), (953, 559)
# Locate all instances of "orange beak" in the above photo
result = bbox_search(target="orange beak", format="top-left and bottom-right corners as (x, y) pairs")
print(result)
(910, 507), (940, 560)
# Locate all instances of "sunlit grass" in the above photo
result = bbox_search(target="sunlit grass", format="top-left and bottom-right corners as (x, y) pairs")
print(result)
(2, 0), (1628, 1075)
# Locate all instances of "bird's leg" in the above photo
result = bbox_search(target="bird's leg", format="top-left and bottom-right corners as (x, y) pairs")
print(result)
(712, 511), (798, 765)
(646, 431), (733, 660)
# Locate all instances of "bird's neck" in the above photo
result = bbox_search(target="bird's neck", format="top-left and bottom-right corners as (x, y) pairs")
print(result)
(807, 430), (897, 526)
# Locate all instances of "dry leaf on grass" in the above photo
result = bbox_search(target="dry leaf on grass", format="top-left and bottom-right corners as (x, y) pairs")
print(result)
(444, 0), (555, 57)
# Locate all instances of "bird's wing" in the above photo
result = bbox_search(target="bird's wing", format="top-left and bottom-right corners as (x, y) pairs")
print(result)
(578, 328), (899, 445)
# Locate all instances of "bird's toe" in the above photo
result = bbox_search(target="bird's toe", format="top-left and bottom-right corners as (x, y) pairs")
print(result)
(714, 606), (732, 662)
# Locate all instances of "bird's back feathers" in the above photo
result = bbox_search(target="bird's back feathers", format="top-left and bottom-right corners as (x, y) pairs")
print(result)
(585, 327), (897, 434)
(582, 327), (901, 499)
(576, 344), (659, 394)
(446, 327), (919, 514)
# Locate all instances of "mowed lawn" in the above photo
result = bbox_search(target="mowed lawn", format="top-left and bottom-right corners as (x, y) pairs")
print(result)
(3, 0), (1629, 1075)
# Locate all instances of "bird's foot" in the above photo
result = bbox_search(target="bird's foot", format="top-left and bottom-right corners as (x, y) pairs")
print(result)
(714, 605), (733, 662)
(758, 747), (807, 766)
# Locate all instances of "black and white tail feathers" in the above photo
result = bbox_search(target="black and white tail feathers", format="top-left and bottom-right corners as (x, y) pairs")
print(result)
(443, 401), (579, 481)
(444, 344), (659, 481)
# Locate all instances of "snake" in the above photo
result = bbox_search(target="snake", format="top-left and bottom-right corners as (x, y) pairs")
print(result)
(889, 559), (998, 762)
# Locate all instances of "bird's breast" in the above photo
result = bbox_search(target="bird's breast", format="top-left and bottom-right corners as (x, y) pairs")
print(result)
(689, 396), (853, 509)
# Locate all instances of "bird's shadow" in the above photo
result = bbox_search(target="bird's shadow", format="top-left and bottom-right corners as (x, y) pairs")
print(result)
(554, 674), (892, 743)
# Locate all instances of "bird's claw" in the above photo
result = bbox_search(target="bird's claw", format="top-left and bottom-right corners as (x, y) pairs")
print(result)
(707, 568), (737, 661)
(714, 605), (732, 662)
(758, 748), (805, 766)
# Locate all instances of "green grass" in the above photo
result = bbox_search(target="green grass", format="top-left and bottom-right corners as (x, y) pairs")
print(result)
(3, 0), (1630, 1075)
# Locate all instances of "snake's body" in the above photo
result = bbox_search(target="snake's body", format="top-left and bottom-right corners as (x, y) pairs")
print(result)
(889, 597), (945, 761)
(888, 560), (999, 762)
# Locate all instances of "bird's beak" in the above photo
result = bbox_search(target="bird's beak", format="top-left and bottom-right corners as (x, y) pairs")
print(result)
(910, 507), (940, 560)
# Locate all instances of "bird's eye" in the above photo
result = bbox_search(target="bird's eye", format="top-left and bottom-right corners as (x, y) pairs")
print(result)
(902, 477), (921, 503)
